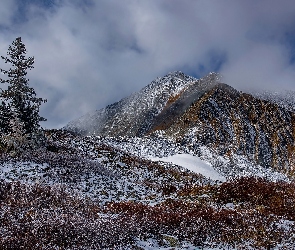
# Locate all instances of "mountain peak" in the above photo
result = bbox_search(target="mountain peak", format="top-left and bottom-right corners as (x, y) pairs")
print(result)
(65, 71), (221, 137)
(149, 71), (197, 89)
(201, 71), (222, 82)
(166, 71), (189, 78)
(165, 71), (220, 80)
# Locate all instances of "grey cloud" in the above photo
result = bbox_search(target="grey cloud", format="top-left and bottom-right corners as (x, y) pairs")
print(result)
(1, 0), (295, 128)
(0, 0), (17, 27)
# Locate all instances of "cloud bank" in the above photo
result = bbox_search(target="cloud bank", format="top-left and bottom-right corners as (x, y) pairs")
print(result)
(1, 0), (295, 128)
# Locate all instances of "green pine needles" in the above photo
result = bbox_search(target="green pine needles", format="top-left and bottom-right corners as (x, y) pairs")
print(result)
(0, 37), (47, 153)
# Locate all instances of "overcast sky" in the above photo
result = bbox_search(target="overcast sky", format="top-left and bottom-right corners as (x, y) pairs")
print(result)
(1, 0), (295, 128)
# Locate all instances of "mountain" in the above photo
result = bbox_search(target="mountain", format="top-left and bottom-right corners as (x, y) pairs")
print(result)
(65, 71), (295, 174)
(65, 71), (220, 137)
(2, 71), (295, 249)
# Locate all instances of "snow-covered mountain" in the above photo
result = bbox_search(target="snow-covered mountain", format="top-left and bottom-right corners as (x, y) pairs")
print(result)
(65, 71), (220, 137)
(164, 83), (295, 171)
(66, 71), (295, 176)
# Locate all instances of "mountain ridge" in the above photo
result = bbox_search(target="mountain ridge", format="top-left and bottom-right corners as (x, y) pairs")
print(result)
(65, 71), (295, 175)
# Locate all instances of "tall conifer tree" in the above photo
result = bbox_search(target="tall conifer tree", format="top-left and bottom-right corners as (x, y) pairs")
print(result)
(0, 37), (46, 134)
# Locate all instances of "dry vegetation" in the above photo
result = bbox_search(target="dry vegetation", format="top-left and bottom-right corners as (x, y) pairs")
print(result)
(108, 177), (295, 249)
(0, 181), (137, 249)
(0, 131), (295, 249)
(1, 177), (294, 249)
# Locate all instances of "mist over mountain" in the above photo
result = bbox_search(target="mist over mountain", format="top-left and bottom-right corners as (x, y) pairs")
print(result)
(251, 90), (295, 113)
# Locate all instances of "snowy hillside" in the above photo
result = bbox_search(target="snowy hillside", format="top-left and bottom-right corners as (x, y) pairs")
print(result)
(100, 135), (290, 183)
(0, 130), (295, 249)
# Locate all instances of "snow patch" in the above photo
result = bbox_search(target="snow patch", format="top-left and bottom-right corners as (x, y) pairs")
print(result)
(151, 153), (226, 182)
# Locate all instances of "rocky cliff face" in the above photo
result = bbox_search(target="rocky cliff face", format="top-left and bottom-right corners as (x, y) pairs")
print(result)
(65, 72), (295, 172)
(161, 83), (295, 171)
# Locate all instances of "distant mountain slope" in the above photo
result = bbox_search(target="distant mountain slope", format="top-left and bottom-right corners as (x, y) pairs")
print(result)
(65, 71), (221, 136)
(251, 90), (295, 112)
(65, 72), (295, 173)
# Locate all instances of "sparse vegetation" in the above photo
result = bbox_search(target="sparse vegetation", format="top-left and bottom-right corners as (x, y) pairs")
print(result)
(107, 177), (295, 249)
(0, 130), (294, 249)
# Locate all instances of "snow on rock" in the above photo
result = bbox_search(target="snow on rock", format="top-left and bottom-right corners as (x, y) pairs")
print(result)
(151, 153), (226, 182)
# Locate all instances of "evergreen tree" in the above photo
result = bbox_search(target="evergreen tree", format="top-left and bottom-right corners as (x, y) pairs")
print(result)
(0, 37), (47, 134)
(0, 101), (13, 134)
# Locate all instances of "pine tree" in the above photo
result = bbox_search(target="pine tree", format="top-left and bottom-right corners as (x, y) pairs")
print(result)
(0, 37), (47, 135)
(0, 101), (13, 134)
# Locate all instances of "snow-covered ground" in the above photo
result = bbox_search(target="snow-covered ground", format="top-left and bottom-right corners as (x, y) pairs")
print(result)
(101, 136), (291, 182)
(150, 153), (226, 182)
(1, 132), (294, 249)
